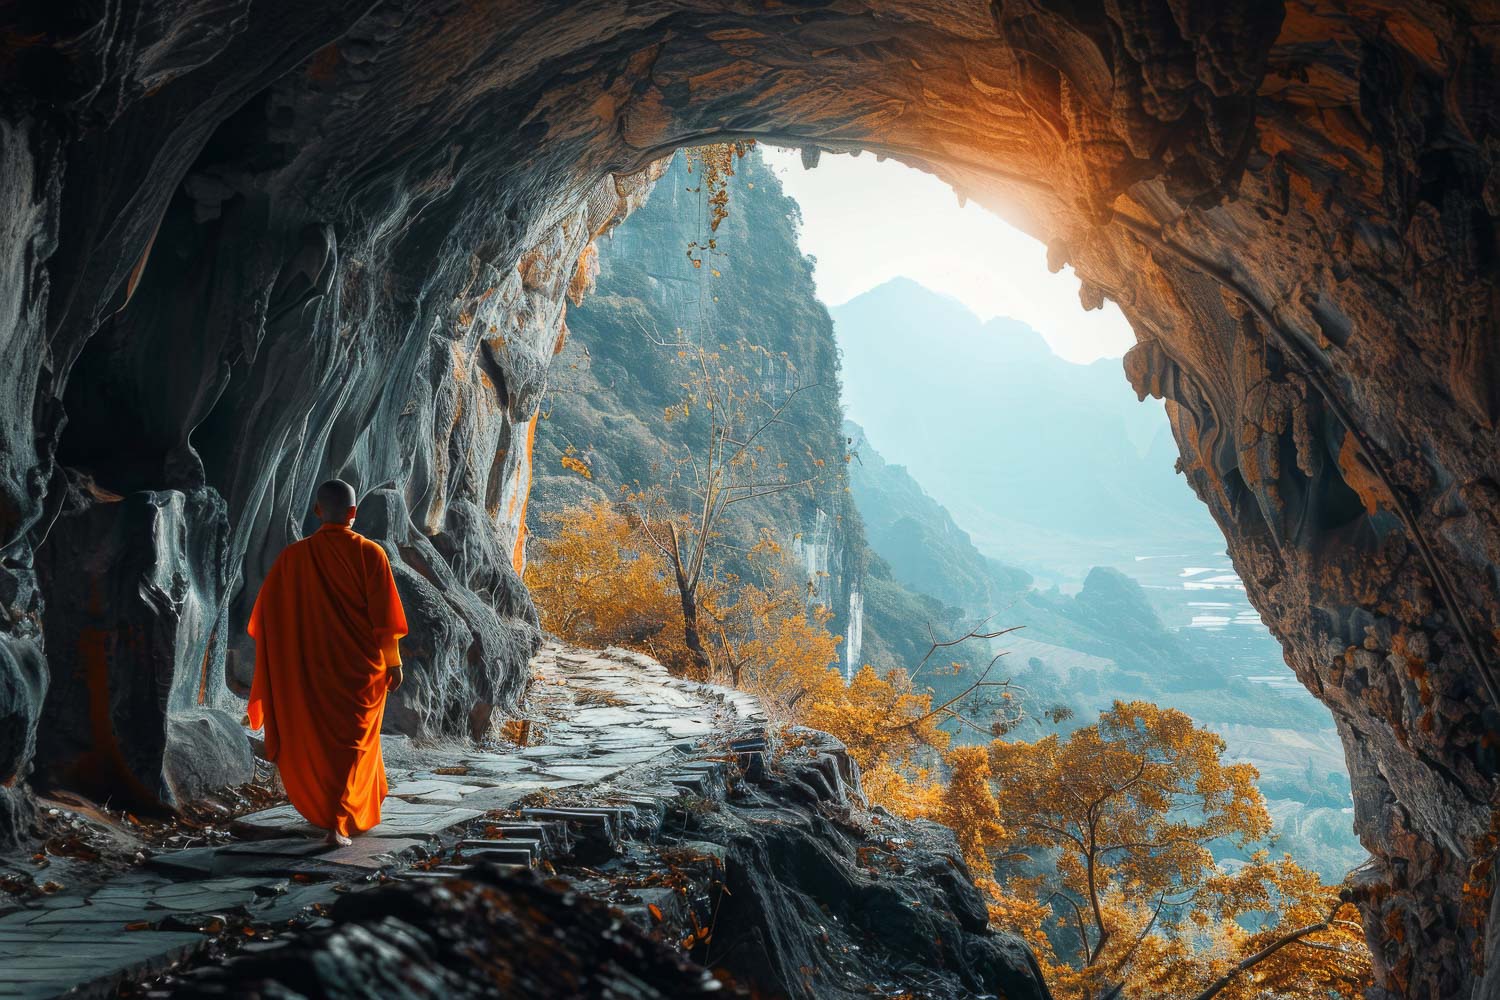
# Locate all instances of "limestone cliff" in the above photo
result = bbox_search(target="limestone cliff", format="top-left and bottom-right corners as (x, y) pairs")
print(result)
(3, 3), (1500, 994)
(531, 149), (866, 658)
(530, 150), (996, 681)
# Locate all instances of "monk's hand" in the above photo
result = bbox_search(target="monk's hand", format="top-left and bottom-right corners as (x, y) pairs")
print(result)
(387, 665), (404, 692)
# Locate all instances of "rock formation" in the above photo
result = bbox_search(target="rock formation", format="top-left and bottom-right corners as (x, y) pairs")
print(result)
(156, 725), (1052, 1000)
(2, 2), (1498, 994)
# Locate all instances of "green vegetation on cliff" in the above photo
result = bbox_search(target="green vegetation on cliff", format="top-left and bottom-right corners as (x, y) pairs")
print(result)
(531, 150), (984, 677)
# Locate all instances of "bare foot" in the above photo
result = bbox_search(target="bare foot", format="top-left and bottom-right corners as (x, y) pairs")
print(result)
(325, 831), (353, 847)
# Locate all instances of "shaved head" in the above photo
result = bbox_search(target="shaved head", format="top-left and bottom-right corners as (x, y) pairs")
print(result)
(314, 479), (357, 524)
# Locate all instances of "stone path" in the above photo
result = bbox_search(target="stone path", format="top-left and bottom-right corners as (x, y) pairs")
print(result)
(0, 643), (765, 1000)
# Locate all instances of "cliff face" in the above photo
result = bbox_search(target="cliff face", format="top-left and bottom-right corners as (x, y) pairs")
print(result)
(531, 151), (993, 681)
(531, 149), (866, 660)
(3, 3), (1500, 994)
(845, 420), (1033, 616)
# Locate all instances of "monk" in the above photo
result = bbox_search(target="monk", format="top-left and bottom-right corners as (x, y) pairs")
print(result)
(247, 479), (408, 846)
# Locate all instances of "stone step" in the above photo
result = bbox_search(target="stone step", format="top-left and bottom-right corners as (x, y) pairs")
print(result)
(455, 844), (536, 867)
(458, 836), (543, 859)
(397, 870), (459, 882)
(397, 861), (530, 883)
(666, 761), (730, 799)
(521, 805), (635, 828)
(667, 772), (712, 796)
(675, 759), (727, 773)
(519, 807), (635, 861)
(611, 795), (669, 826)
(482, 820), (573, 856)
(431, 863), (529, 877)
(730, 733), (768, 753)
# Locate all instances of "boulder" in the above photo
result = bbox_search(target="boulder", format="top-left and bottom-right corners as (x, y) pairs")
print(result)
(33, 486), (248, 810)
(355, 489), (539, 740)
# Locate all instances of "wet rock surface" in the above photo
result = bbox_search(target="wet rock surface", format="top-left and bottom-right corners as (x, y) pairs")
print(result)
(3, 1), (1500, 993)
(0, 643), (767, 998)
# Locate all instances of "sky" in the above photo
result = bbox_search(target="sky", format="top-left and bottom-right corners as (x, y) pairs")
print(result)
(760, 146), (1135, 365)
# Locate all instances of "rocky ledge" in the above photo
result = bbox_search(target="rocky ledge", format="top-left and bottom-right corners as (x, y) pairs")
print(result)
(163, 730), (1048, 1000)
(1, 643), (1046, 1000)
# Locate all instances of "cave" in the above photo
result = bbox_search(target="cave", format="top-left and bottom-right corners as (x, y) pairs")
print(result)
(2, 1), (1498, 995)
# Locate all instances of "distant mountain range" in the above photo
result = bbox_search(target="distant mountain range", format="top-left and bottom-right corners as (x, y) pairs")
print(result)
(837, 294), (1361, 878)
(845, 420), (1032, 613)
(832, 278), (1220, 581)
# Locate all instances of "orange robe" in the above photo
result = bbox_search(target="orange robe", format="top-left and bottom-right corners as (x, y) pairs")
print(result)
(247, 523), (408, 837)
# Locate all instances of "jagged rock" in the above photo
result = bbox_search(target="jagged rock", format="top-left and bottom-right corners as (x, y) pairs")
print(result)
(693, 735), (1052, 1000)
(354, 489), (539, 740)
(154, 722), (1048, 1000)
(161, 867), (734, 999)
(1, 1), (1499, 993)
(0, 634), (45, 847)
(162, 708), (255, 805)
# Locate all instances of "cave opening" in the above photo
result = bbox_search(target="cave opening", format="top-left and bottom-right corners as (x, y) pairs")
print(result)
(525, 140), (1374, 968)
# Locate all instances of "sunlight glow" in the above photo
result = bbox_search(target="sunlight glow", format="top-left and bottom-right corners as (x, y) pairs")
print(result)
(761, 146), (1136, 364)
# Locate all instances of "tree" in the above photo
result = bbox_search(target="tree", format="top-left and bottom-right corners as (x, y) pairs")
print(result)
(526, 501), (683, 657)
(938, 745), (1008, 875)
(988, 700), (1371, 999)
(630, 338), (825, 676)
(711, 545), (844, 696)
(607, 142), (828, 678)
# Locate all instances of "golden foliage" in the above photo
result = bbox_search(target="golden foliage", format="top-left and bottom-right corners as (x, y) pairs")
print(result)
(527, 501), (680, 654)
(938, 745), (1007, 875)
(987, 700), (1372, 999)
(862, 764), (943, 821)
(526, 507), (1371, 1000)
(683, 141), (755, 235)
(715, 564), (844, 713)
(803, 664), (948, 772)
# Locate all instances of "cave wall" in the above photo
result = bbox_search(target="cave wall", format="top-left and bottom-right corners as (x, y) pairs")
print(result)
(0, 0), (665, 823)
(2, 2), (1498, 995)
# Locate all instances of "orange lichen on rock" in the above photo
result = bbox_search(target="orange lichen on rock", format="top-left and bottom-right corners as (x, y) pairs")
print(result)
(1338, 433), (1390, 516)
(510, 412), (538, 576)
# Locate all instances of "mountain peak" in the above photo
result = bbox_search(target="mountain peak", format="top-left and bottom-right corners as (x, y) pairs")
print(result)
(837, 276), (981, 324)
(838, 278), (1058, 360)
(982, 314), (1053, 358)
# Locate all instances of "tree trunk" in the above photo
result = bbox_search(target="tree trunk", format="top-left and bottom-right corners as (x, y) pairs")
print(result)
(674, 572), (712, 678)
